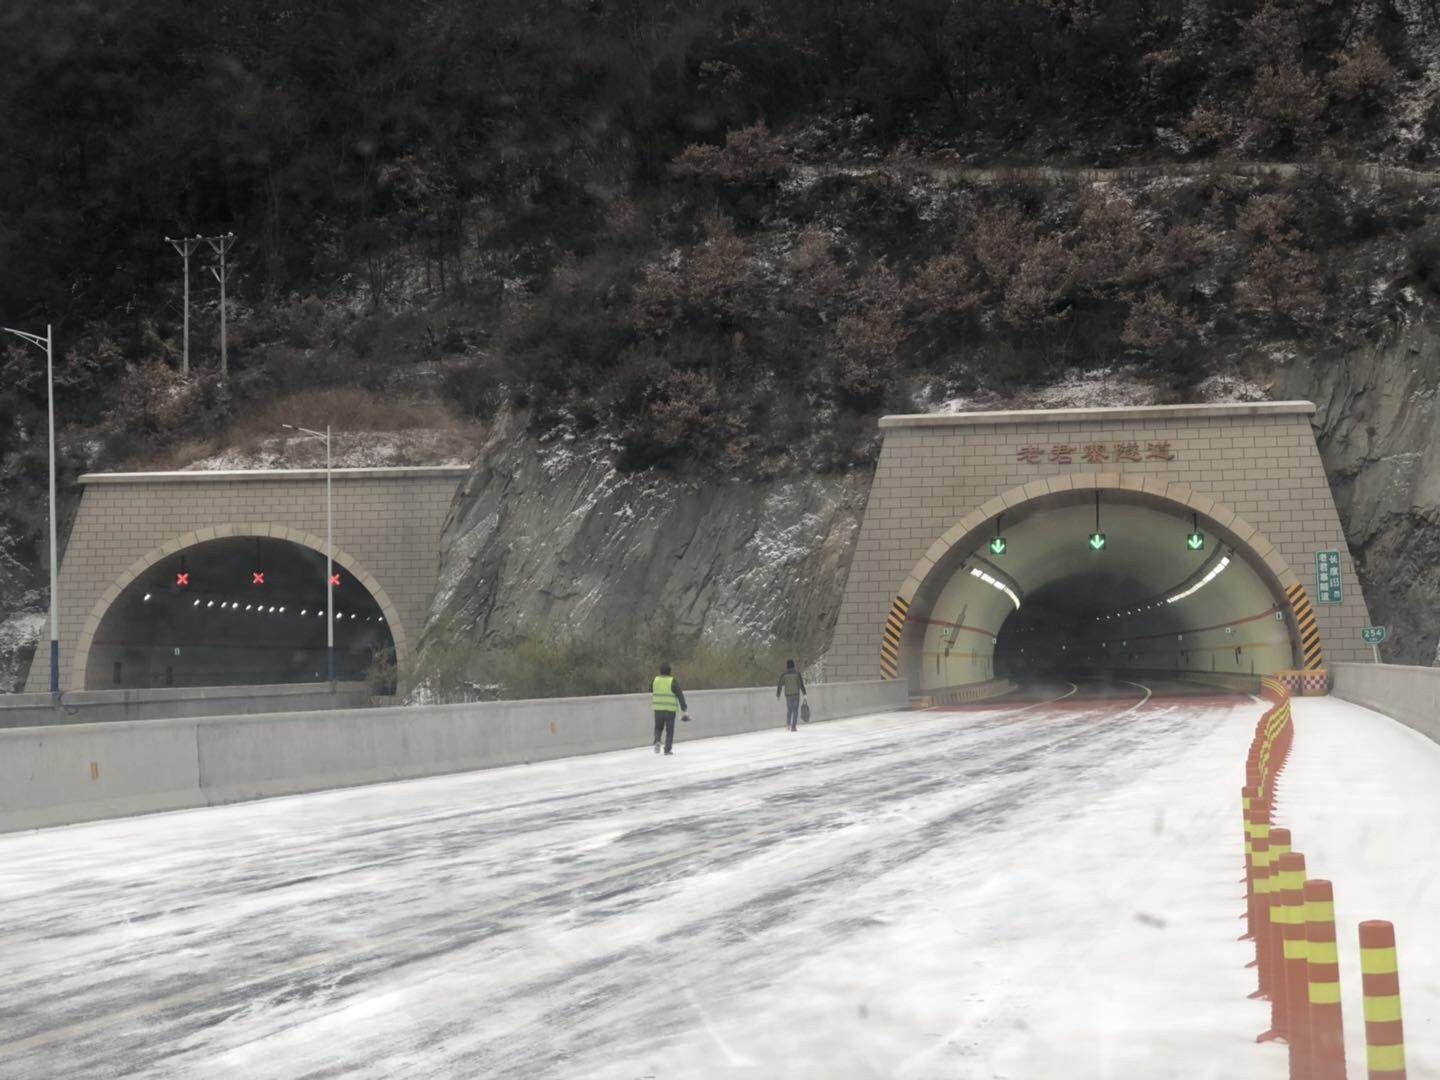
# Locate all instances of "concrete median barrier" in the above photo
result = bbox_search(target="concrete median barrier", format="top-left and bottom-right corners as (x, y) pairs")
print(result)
(0, 679), (907, 833)
(0, 681), (372, 729)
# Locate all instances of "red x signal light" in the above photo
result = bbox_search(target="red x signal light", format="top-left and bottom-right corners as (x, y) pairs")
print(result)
(252, 572), (265, 585)
(175, 572), (189, 587)
(330, 573), (341, 587)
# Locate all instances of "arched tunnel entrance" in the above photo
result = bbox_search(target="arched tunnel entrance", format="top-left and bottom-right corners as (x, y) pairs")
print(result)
(85, 536), (396, 689)
(898, 488), (1302, 692)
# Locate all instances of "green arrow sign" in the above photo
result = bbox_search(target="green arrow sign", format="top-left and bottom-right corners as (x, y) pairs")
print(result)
(1186, 531), (1205, 551)
(989, 536), (1007, 556)
(1088, 532), (1107, 551)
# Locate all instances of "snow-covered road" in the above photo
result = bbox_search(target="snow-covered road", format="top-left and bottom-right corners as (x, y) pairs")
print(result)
(2, 680), (1295, 1078)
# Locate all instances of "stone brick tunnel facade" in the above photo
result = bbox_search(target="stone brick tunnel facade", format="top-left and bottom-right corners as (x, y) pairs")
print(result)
(24, 467), (467, 693)
(828, 402), (1373, 687)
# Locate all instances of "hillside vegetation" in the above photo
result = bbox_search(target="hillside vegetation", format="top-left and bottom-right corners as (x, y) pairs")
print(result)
(5, 0), (1440, 681)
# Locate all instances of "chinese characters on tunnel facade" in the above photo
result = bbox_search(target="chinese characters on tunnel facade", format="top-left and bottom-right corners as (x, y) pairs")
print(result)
(1015, 441), (1176, 465)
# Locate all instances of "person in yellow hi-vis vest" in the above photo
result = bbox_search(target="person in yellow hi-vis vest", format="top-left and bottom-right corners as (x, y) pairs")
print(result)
(651, 662), (689, 756)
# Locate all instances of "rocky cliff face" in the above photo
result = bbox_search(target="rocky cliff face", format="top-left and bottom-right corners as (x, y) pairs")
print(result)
(1280, 325), (1440, 665)
(420, 411), (869, 671)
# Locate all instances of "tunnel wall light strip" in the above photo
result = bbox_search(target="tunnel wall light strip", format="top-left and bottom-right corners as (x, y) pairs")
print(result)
(969, 566), (1021, 611)
(1165, 555), (1231, 604)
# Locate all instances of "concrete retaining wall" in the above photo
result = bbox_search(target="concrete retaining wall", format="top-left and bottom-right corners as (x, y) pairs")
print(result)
(0, 679), (908, 833)
(0, 682), (372, 729)
(1330, 662), (1440, 744)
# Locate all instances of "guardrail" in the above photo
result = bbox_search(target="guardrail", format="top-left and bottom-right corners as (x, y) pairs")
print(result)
(1330, 662), (1440, 748)
(1239, 678), (1408, 1078)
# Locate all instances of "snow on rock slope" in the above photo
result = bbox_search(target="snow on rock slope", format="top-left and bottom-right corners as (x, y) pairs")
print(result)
(421, 410), (867, 663)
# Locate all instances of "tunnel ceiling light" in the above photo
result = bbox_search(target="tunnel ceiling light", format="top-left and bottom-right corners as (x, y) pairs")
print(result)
(143, 593), (152, 602)
(969, 566), (1021, 611)
(1166, 555), (1231, 605)
(301, 609), (308, 616)
(279, 606), (286, 613)
(206, 600), (215, 607)
(193, 599), (200, 607)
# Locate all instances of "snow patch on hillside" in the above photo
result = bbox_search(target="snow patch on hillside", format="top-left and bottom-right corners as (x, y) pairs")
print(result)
(922, 365), (1273, 415)
(182, 430), (477, 471)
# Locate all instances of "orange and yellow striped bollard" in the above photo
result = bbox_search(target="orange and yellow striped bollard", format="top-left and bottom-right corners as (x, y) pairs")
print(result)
(1240, 786), (1260, 933)
(1247, 826), (1273, 987)
(1360, 920), (1405, 1079)
(1304, 879), (1346, 1080)
(1256, 827), (1292, 1037)
(1275, 852), (1310, 1077)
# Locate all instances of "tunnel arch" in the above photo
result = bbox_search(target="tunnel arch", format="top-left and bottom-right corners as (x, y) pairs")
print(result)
(881, 474), (1314, 689)
(71, 524), (410, 691)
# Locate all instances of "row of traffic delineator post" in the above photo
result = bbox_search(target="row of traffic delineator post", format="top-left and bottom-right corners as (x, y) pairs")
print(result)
(1242, 678), (1407, 1078)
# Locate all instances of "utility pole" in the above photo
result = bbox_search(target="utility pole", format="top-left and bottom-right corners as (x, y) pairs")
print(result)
(2, 323), (59, 696)
(165, 235), (202, 376)
(205, 232), (237, 380)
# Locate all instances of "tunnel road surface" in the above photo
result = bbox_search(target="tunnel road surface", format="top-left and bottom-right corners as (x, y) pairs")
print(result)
(0, 678), (1283, 1079)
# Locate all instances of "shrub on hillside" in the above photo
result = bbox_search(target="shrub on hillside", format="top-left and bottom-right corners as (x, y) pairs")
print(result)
(670, 120), (785, 183)
(443, 362), (504, 420)
(971, 206), (1034, 287)
(1328, 41), (1393, 111)
(1122, 291), (1199, 370)
(1073, 192), (1143, 290)
(1001, 238), (1076, 326)
(1247, 63), (1323, 151)
(789, 227), (848, 312)
(1238, 240), (1323, 328)
(632, 215), (759, 333)
(107, 362), (230, 448)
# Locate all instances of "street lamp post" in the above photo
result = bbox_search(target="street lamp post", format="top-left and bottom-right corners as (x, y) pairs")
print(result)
(283, 423), (334, 685)
(3, 323), (59, 696)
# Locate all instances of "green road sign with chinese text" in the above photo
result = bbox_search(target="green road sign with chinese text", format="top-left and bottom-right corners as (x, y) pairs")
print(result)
(1315, 550), (1342, 604)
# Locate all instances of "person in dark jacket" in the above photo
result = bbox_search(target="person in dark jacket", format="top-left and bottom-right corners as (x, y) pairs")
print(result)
(776, 659), (807, 731)
(651, 662), (688, 755)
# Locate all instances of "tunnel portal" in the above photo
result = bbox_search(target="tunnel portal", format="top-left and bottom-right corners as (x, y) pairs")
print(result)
(828, 402), (1373, 691)
(86, 536), (394, 689)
